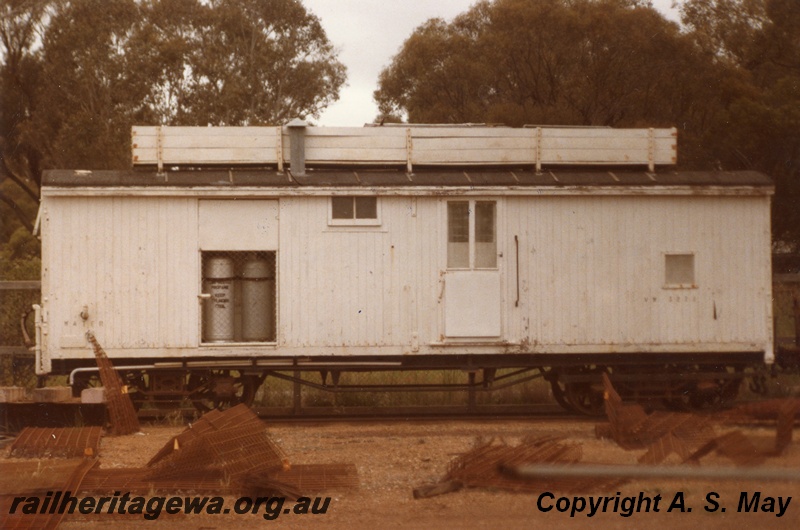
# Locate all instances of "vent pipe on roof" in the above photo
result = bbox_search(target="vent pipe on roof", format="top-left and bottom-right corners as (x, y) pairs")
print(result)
(287, 118), (307, 177)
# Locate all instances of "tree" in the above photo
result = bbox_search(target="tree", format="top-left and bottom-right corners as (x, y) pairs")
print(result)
(0, 0), (346, 233)
(136, 0), (346, 126)
(375, 0), (798, 247)
(0, 0), (51, 232)
(22, 0), (153, 171)
(680, 0), (800, 247)
(376, 0), (734, 128)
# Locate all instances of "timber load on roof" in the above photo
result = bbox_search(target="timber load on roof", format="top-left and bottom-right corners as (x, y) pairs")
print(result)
(43, 123), (769, 192)
(131, 124), (678, 172)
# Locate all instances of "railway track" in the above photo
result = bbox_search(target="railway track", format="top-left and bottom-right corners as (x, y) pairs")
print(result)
(137, 404), (594, 424)
(3, 398), (798, 434)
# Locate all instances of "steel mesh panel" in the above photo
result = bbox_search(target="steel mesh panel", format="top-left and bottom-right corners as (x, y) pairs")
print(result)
(87, 332), (140, 435)
(601, 373), (715, 450)
(0, 460), (90, 495)
(80, 468), (228, 494)
(147, 404), (288, 480)
(0, 459), (97, 530)
(9, 427), (103, 458)
(443, 438), (624, 493)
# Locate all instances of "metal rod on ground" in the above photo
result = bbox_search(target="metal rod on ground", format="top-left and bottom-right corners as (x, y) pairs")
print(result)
(509, 463), (800, 482)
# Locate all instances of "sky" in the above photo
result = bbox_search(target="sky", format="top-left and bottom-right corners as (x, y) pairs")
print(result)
(302, 0), (681, 126)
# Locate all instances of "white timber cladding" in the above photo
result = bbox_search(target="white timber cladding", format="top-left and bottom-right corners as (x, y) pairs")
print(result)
(40, 190), (771, 364)
(199, 200), (279, 250)
(131, 126), (677, 168)
(41, 197), (199, 354)
(504, 195), (772, 349)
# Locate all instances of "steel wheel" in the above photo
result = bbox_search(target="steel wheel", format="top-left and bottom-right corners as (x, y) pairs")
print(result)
(188, 370), (257, 412)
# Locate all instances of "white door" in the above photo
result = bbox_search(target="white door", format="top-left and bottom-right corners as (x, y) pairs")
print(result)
(443, 200), (502, 338)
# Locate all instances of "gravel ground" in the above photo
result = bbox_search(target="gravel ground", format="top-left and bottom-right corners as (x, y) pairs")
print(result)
(6, 417), (799, 529)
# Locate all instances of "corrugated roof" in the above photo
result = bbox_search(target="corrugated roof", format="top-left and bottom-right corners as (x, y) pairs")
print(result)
(42, 169), (772, 188)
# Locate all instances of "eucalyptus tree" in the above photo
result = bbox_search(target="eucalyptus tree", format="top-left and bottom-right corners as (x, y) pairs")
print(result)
(0, 0), (346, 237)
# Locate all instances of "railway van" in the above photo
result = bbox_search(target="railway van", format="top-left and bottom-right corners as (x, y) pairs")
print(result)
(32, 123), (774, 414)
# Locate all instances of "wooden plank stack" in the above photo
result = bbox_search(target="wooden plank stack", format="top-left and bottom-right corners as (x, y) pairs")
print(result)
(132, 124), (677, 171)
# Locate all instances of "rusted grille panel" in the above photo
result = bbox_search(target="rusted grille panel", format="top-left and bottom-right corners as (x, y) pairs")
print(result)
(601, 373), (796, 465)
(638, 432), (693, 465)
(723, 398), (798, 455)
(79, 463), (358, 497)
(415, 436), (624, 498)
(601, 373), (716, 456)
(0, 459), (97, 530)
(685, 431), (766, 467)
(86, 332), (140, 435)
(145, 409), (222, 466)
(79, 468), (228, 494)
(147, 404), (288, 479)
(724, 398), (800, 421)
(9, 427), (102, 458)
(0, 460), (90, 495)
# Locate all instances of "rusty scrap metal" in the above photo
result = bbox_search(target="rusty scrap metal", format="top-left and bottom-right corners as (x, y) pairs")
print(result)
(601, 372), (718, 464)
(86, 331), (139, 435)
(722, 397), (798, 455)
(724, 397), (800, 421)
(637, 431), (694, 465)
(601, 373), (715, 452)
(0, 459), (92, 496)
(80, 405), (357, 498)
(79, 467), (228, 495)
(685, 431), (766, 467)
(79, 463), (359, 497)
(775, 399), (798, 454)
(415, 436), (623, 498)
(601, 373), (796, 465)
(0, 459), (97, 530)
(9, 427), (103, 458)
(146, 403), (289, 479)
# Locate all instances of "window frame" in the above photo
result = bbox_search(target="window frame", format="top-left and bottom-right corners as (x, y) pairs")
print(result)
(328, 196), (381, 226)
(446, 199), (498, 271)
(662, 251), (697, 289)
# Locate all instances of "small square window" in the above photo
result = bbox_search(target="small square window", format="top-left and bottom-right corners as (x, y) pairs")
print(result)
(329, 196), (380, 225)
(664, 253), (695, 288)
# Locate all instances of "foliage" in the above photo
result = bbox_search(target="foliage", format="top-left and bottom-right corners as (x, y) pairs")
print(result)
(680, 0), (800, 247)
(0, 0), (346, 226)
(376, 0), (716, 127)
(0, 224), (39, 387)
(135, 0), (347, 126)
(376, 0), (799, 247)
